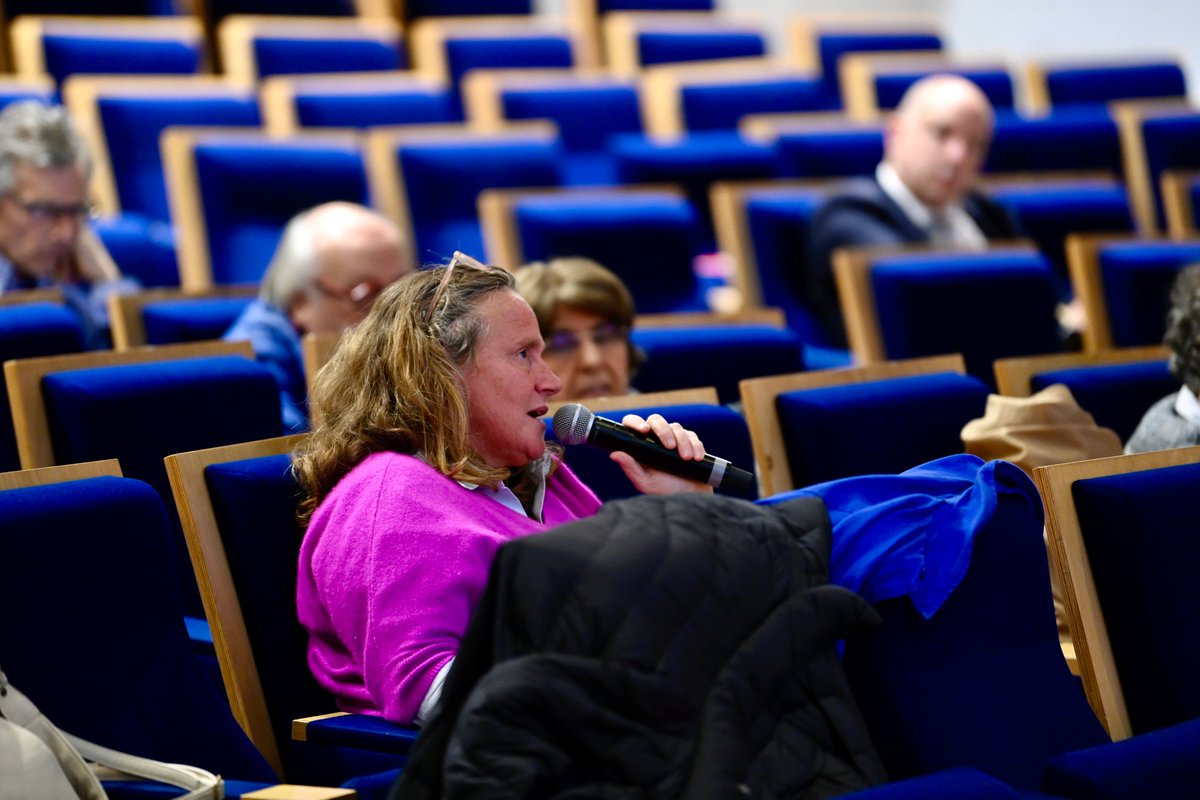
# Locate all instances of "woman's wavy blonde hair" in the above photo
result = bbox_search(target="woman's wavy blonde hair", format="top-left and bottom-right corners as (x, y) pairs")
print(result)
(293, 261), (551, 526)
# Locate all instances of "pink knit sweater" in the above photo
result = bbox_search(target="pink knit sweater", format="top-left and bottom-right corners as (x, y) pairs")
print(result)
(297, 451), (601, 724)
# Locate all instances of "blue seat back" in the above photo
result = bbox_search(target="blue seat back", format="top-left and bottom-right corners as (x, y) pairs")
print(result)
(443, 34), (575, 117)
(1098, 240), (1200, 347)
(870, 251), (1062, 386)
(1140, 112), (1200, 228)
(988, 178), (1135, 298)
(142, 297), (256, 345)
(814, 31), (943, 106)
(92, 214), (181, 287)
(1071, 461), (1200, 734)
(294, 85), (460, 129)
(841, 466), (1109, 789)
(635, 28), (767, 67)
(632, 324), (806, 403)
(873, 68), (1016, 112)
(43, 32), (204, 86)
(401, 0), (533, 17)
(253, 35), (406, 78)
(195, 139), (369, 284)
(611, 131), (778, 249)
(987, 109), (1122, 175)
(679, 75), (839, 132)
(547, 402), (756, 501)
(510, 190), (707, 313)
(0, 303), (85, 471)
(0, 476), (277, 781)
(777, 372), (990, 487)
(740, 186), (831, 343)
(98, 93), (261, 223)
(0, 82), (56, 109)
(774, 127), (884, 179)
(398, 136), (563, 260)
(1031, 360), (1177, 442)
(1045, 61), (1187, 108)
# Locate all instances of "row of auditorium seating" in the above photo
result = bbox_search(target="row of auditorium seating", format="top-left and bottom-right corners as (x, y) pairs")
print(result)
(3, 371), (1200, 796)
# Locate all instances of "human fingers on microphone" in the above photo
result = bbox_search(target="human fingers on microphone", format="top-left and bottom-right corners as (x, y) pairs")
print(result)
(620, 413), (707, 461)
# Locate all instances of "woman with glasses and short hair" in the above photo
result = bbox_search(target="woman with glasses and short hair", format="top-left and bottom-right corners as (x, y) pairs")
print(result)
(293, 253), (710, 727)
(514, 257), (643, 400)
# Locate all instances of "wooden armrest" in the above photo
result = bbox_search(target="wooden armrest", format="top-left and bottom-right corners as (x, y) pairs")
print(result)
(292, 712), (420, 755)
(242, 787), (356, 799)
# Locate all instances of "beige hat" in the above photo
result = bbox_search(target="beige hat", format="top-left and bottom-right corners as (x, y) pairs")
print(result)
(961, 383), (1123, 476)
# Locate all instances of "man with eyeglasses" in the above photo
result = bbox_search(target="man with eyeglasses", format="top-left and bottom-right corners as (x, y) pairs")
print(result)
(0, 101), (137, 347)
(223, 201), (413, 433)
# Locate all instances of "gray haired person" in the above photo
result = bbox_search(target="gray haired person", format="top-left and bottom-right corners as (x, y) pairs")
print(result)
(1125, 264), (1200, 453)
(223, 201), (413, 433)
(0, 100), (136, 346)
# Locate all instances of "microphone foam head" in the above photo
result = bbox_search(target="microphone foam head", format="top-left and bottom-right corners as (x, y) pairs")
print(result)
(552, 403), (594, 446)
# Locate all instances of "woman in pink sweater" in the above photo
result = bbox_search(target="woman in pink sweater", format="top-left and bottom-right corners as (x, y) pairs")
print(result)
(293, 253), (711, 726)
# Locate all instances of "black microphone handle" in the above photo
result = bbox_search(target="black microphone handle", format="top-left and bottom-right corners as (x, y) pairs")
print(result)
(587, 416), (755, 494)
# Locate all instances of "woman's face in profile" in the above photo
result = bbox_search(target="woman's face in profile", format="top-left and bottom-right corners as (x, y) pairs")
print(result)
(542, 305), (631, 400)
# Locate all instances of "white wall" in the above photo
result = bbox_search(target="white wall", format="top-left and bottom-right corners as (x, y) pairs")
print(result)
(538, 0), (1200, 105)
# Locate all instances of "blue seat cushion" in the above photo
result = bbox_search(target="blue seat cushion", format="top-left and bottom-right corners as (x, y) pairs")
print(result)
(835, 767), (1019, 799)
(501, 84), (642, 154)
(776, 372), (990, 487)
(511, 191), (706, 313)
(1098, 241), (1200, 347)
(1030, 360), (1176, 442)
(870, 252), (1061, 386)
(1045, 62), (1187, 106)
(0, 476), (277, 781)
(43, 34), (202, 84)
(547, 403), (756, 501)
(631, 324), (806, 403)
(774, 128), (884, 179)
(92, 214), (181, 287)
(987, 108), (1122, 175)
(142, 297), (255, 345)
(295, 87), (460, 129)
(1071, 462), (1200, 734)
(1043, 717), (1200, 799)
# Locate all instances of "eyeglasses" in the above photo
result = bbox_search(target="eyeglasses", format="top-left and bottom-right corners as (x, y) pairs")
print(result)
(423, 250), (489, 327)
(314, 276), (385, 310)
(4, 196), (93, 224)
(544, 322), (629, 356)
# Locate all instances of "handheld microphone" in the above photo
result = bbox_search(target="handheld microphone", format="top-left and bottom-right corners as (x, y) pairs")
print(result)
(552, 403), (755, 494)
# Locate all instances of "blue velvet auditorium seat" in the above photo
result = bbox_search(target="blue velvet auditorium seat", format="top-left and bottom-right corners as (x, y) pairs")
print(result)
(839, 248), (1063, 387)
(1162, 169), (1200, 236)
(789, 17), (944, 108)
(0, 474), (278, 793)
(92, 214), (181, 288)
(1081, 237), (1200, 349)
(9, 16), (207, 87)
(63, 77), (263, 225)
(830, 460), (1115, 793)
(631, 324), (806, 404)
(776, 371), (990, 487)
(605, 14), (771, 70)
(461, 72), (642, 185)
(0, 303), (85, 472)
(771, 121), (884, 179)
(609, 131), (779, 249)
(1029, 57), (1188, 110)
(0, 76), (55, 109)
(264, 72), (461, 132)
(216, 15), (407, 82)
(986, 108), (1123, 177)
(168, 443), (417, 785)
(166, 131), (370, 290)
(490, 188), (709, 313)
(985, 175), (1135, 298)
(1028, 360), (1176, 442)
(547, 402), (757, 501)
(711, 180), (847, 362)
(369, 128), (564, 262)
(1121, 107), (1200, 230)
(853, 62), (1017, 116)
(140, 296), (256, 346)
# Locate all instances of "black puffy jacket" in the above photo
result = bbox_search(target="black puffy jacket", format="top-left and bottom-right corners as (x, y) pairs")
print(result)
(390, 492), (886, 800)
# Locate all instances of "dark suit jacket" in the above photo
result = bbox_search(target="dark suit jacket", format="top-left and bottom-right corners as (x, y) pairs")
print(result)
(808, 176), (1019, 347)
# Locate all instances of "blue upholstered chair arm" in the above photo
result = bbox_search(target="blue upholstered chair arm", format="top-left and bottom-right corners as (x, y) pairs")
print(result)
(293, 712), (420, 756)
